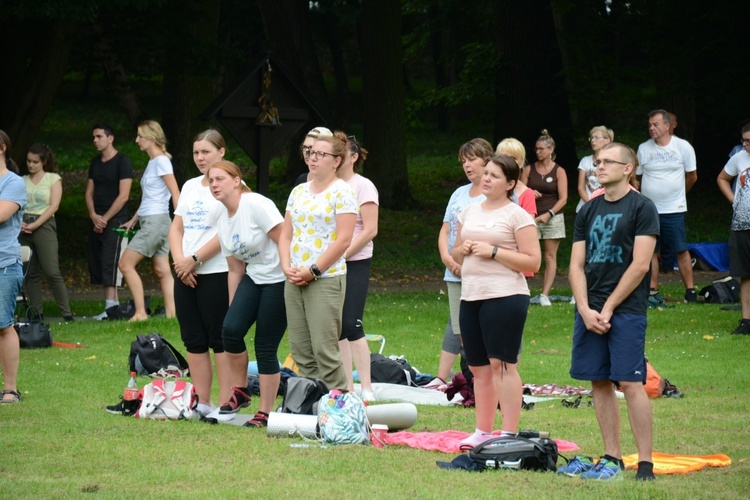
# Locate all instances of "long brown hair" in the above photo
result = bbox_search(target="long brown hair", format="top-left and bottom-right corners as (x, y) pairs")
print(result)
(0, 130), (19, 174)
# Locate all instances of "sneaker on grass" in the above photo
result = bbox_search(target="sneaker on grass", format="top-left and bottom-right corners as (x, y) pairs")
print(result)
(732, 319), (750, 335)
(219, 386), (251, 414)
(684, 288), (698, 303)
(106, 399), (124, 415)
(557, 456), (594, 477)
(647, 291), (673, 309)
(539, 294), (552, 307)
(580, 458), (623, 480)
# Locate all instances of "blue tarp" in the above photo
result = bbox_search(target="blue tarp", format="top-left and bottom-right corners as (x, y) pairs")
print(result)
(688, 242), (729, 272)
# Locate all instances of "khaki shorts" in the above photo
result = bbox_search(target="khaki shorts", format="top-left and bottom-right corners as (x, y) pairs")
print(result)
(536, 213), (566, 240)
(128, 214), (171, 258)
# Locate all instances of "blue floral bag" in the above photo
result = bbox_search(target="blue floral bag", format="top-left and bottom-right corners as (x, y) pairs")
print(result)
(317, 391), (369, 445)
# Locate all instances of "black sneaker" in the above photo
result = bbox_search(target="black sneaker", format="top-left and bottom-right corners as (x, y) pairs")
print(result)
(732, 319), (750, 335)
(684, 289), (698, 303)
(106, 399), (124, 415)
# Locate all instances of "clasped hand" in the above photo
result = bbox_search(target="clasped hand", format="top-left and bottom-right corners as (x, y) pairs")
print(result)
(461, 240), (493, 259)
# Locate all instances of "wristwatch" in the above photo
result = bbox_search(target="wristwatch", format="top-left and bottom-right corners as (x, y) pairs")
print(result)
(310, 264), (322, 280)
(192, 254), (203, 268)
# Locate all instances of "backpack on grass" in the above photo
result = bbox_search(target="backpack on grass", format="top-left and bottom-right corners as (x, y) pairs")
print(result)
(129, 333), (189, 379)
(135, 379), (198, 420)
(370, 353), (418, 386)
(469, 436), (559, 471)
(280, 377), (329, 415)
(700, 276), (740, 304)
(317, 391), (369, 445)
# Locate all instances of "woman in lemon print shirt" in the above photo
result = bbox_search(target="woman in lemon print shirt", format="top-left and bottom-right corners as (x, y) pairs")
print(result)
(279, 134), (357, 391)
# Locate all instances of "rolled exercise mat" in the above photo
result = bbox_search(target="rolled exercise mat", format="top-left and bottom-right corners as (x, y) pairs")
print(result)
(267, 412), (319, 439)
(366, 403), (418, 431)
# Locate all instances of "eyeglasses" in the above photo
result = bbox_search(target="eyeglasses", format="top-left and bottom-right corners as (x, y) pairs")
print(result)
(309, 150), (338, 160)
(300, 145), (312, 159)
(742, 138), (750, 145)
(589, 136), (604, 142)
(593, 159), (628, 167)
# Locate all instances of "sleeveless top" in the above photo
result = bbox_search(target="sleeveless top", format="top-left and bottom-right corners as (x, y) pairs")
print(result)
(527, 163), (561, 214)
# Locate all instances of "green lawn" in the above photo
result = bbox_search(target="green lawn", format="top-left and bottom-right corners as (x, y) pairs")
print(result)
(1, 291), (748, 498)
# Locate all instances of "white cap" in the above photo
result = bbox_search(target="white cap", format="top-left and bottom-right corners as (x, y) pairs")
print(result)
(307, 127), (333, 138)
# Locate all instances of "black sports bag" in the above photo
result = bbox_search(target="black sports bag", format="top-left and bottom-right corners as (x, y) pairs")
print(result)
(469, 436), (559, 471)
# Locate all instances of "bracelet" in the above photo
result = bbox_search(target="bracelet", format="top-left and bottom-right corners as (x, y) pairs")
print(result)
(547, 209), (555, 217)
(491, 245), (498, 259)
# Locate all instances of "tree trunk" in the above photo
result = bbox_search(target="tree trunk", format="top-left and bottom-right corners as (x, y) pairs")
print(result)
(361, 0), (411, 209)
(256, 0), (331, 183)
(93, 22), (146, 128)
(160, 0), (222, 187)
(492, 0), (576, 170)
(0, 20), (77, 167)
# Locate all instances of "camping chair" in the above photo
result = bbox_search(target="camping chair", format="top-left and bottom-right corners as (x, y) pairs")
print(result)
(15, 245), (32, 319)
(365, 334), (386, 355)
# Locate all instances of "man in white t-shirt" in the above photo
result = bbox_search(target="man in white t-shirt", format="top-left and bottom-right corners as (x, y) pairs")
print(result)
(717, 124), (750, 335)
(636, 109), (698, 305)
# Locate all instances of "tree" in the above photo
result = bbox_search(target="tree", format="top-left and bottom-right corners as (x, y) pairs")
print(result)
(361, 0), (411, 208)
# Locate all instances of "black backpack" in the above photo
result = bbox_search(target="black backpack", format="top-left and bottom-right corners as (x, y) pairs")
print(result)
(700, 277), (740, 304)
(469, 436), (559, 471)
(129, 333), (189, 378)
(370, 353), (417, 386)
(280, 377), (329, 415)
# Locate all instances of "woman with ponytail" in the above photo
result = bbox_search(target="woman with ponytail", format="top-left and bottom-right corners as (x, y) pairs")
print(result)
(19, 144), (73, 320)
(119, 120), (180, 321)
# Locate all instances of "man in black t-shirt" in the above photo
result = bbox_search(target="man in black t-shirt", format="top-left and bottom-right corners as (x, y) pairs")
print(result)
(560, 143), (659, 481)
(85, 124), (134, 320)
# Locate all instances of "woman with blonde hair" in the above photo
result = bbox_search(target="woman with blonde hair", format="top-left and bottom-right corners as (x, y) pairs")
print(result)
(576, 126), (614, 212)
(496, 138), (537, 217)
(168, 129), (229, 417)
(524, 129), (567, 306)
(119, 120), (180, 321)
(210, 161), (286, 427)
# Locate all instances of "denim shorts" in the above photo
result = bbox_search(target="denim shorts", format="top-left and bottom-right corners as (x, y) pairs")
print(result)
(0, 264), (24, 328)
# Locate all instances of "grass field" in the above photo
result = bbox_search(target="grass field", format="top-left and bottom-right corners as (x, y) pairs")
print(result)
(1, 288), (748, 498)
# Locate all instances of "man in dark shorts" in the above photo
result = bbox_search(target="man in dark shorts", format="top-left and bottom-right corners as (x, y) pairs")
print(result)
(560, 142), (659, 481)
(717, 123), (750, 335)
(85, 124), (134, 319)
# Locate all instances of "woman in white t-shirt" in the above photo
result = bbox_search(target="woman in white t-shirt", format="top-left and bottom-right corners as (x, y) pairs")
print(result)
(209, 161), (286, 428)
(576, 126), (613, 212)
(167, 129), (229, 417)
(452, 154), (540, 448)
(279, 135), (358, 391)
(335, 132), (379, 400)
(119, 120), (180, 321)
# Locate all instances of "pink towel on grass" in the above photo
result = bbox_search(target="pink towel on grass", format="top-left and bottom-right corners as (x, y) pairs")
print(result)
(384, 430), (579, 454)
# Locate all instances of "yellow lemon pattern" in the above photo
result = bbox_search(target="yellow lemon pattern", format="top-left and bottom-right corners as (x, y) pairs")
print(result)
(285, 180), (358, 276)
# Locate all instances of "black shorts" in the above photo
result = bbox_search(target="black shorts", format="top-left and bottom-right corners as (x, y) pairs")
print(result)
(459, 295), (529, 365)
(729, 229), (750, 278)
(88, 217), (127, 286)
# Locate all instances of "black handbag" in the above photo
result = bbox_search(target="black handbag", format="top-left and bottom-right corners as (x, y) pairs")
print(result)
(15, 306), (52, 348)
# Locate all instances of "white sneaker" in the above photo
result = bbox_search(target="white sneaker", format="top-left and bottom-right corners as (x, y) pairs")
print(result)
(361, 389), (375, 402)
(92, 310), (108, 320)
(570, 296), (576, 305)
(195, 403), (214, 418)
(539, 294), (552, 307)
(459, 432), (494, 448)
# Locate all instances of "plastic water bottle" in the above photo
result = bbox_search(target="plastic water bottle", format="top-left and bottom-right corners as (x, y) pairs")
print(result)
(122, 371), (139, 416)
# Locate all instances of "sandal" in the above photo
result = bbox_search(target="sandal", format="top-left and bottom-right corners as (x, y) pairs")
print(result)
(1, 389), (21, 404)
(243, 411), (269, 428)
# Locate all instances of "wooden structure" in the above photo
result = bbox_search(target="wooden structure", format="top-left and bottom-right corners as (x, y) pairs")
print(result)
(201, 54), (327, 194)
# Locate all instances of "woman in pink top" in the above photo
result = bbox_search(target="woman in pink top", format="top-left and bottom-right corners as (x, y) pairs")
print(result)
(452, 155), (540, 448)
(335, 132), (379, 401)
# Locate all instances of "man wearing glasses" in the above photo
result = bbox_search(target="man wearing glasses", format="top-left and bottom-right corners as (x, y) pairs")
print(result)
(563, 142), (659, 481)
(636, 109), (698, 306)
(717, 124), (750, 335)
